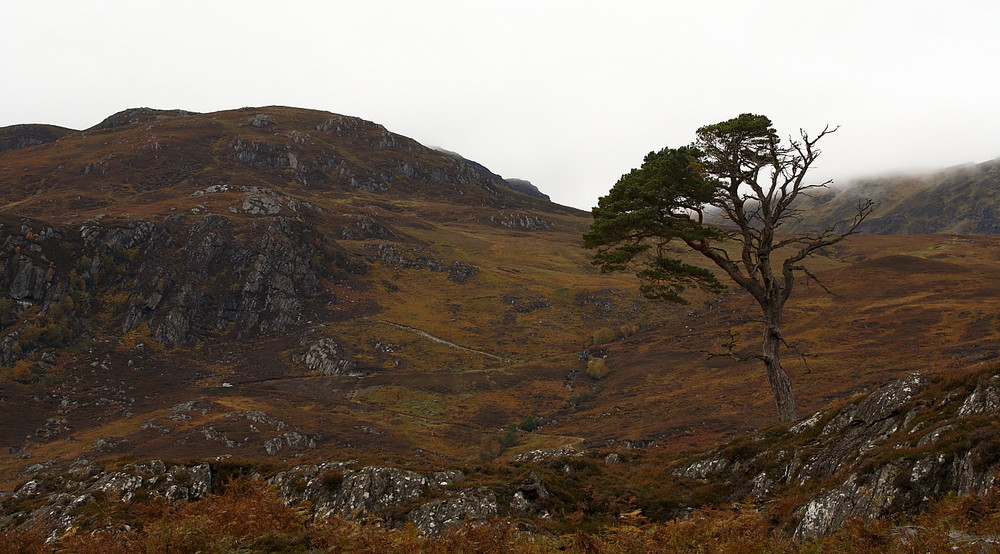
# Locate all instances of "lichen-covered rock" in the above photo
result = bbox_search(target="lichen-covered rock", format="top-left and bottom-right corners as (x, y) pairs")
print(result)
(513, 471), (549, 513)
(407, 489), (499, 535)
(0, 461), (213, 540)
(851, 372), (929, 425)
(332, 467), (430, 515)
(93, 472), (145, 500)
(263, 432), (318, 456)
(675, 370), (1000, 539)
(958, 375), (1000, 416)
(674, 457), (731, 480)
(510, 448), (583, 463)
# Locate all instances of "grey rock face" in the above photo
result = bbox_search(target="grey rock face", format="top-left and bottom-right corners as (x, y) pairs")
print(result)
(239, 195), (283, 215)
(8, 256), (48, 300)
(263, 432), (317, 456)
(228, 139), (290, 170)
(101, 215), (333, 345)
(266, 461), (521, 534)
(268, 463), (463, 523)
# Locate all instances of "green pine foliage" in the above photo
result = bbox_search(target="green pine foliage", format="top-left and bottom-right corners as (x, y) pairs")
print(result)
(584, 146), (725, 304)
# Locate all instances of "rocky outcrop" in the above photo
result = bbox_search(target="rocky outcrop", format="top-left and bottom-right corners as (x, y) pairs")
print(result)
(266, 463), (517, 535)
(0, 461), (212, 542)
(266, 462), (546, 535)
(106, 214), (342, 345)
(0, 460), (552, 538)
(503, 290), (553, 313)
(90, 107), (198, 131)
(673, 371), (1000, 539)
(8, 256), (48, 300)
(296, 335), (360, 376)
(1, 208), (358, 358)
(489, 209), (554, 231)
(448, 261), (479, 284)
(501, 178), (550, 201)
(268, 464), (462, 522)
(408, 489), (499, 535)
(364, 241), (445, 272)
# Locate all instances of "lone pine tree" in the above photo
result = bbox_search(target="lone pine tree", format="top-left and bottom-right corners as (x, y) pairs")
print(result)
(585, 113), (872, 422)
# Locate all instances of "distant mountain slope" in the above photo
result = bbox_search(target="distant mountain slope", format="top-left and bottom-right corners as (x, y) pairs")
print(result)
(0, 123), (76, 154)
(783, 158), (1000, 234)
(0, 105), (639, 477)
(0, 106), (566, 220)
(430, 146), (551, 200)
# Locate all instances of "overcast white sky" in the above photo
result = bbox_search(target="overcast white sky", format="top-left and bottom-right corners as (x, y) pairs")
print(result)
(2, 1), (998, 209)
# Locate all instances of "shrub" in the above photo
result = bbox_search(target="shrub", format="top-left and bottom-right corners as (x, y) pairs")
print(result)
(39, 322), (70, 347)
(18, 324), (43, 346)
(11, 360), (33, 383)
(320, 469), (344, 490)
(0, 298), (14, 326)
(479, 425), (520, 460)
(619, 323), (640, 338)
(591, 327), (618, 345)
(569, 391), (594, 407)
(586, 358), (610, 380)
(517, 416), (540, 432)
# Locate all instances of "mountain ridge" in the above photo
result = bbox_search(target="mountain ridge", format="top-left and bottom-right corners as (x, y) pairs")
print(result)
(781, 157), (1000, 235)
(0, 106), (563, 216)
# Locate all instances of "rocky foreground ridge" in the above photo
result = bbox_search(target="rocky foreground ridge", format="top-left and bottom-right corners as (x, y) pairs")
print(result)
(676, 369), (1000, 538)
(3, 366), (997, 543)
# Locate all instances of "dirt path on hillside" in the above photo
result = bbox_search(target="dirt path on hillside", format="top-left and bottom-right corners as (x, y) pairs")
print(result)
(378, 321), (507, 362)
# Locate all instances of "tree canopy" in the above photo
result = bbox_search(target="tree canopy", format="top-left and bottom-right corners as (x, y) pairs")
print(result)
(584, 145), (724, 303)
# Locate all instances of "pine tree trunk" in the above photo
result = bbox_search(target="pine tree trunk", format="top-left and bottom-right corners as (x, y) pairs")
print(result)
(762, 306), (796, 422)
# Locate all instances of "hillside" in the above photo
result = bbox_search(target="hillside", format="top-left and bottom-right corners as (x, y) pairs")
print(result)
(1, 106), (999, 547)
(779, 158), (1000, 235)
